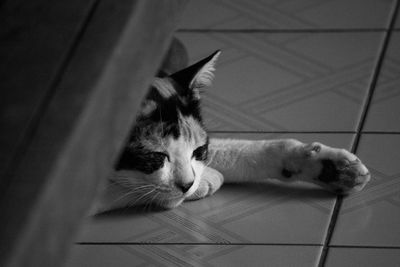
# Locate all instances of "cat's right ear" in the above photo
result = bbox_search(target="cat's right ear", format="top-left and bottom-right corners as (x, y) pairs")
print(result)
(170, 50), (221, 95)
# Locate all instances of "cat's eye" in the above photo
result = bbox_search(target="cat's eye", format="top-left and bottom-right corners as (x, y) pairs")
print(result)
(135, 151), (169, 174)
(151, 152), (170, 162)
(192, 143), (208, 161)
(116, 149), (169, 174)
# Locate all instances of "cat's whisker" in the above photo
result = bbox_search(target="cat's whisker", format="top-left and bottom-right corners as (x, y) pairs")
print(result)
(155, 194), (166, 208)
(109, 190), (139, 206)
(111, 179), (154, 190)
(109, 184), (155, 206)
(144, 191), (159, 211)
(128, 187), (157, 207)
(145, 192), (159, 211)
(159, 108), (165, 137)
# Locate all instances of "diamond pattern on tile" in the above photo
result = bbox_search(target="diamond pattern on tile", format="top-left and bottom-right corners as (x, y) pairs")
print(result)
(77, 133), (354, 245)
(177, 32), (383, 131)
(66, 245), (322, 267)
(179, 0), (394, 29)
(325, 247), (400, 267)
(331, 134), (400, 246)
(364, 33), (400, 132)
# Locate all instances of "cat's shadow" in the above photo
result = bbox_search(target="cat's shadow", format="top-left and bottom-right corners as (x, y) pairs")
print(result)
(94, 181), (336, 218)
(94, 204), (167, 218)
(221, 181), (334, 199)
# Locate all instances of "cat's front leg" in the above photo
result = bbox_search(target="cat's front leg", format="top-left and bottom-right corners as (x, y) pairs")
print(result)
(186, 166), (224, 201)
(207, 138), (370, 194)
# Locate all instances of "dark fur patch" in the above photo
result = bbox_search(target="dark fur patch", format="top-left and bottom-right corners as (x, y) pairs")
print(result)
(116, 148), (167, 174)
(281, 168), (292, 178)
(318, 160), (339, 183)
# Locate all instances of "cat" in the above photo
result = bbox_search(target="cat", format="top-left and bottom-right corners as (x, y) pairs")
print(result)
(92, 45), (371, 213)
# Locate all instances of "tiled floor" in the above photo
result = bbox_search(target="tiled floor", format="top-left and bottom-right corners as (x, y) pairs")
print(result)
(67, 1), (400, 266)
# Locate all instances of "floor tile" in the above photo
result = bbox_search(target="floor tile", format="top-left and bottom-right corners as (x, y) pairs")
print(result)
(176, 32), (383, 131)
(331, 134), (400, 246)
(364, 33), (400, 132)
(325, 247), (400, 267)
(77, 133), (353, 245)
(66, 245), (322, 267)
(179, 0), (394, 30)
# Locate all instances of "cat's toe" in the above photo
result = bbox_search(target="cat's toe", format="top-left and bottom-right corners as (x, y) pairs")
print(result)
(313, 149), (370, 194)
(303, 142), (322, 156)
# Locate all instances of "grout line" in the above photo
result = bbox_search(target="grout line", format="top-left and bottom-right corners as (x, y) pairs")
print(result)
(361, 131), (400, 134)
(76, 242), (321, 246)
(210, 131), (400, 135)
(329, 245), (400, 250)
(0, 0), (102, 199)
(75, 242), (400, 249)
(177, 28), (388, 33)
(317, 1), (400, 266)
(209, 130), (356, 134)
(353, 21), (399, 149)
(317, 198), (343, 267)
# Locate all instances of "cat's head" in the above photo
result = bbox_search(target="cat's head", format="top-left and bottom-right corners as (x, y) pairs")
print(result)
(114, 50), (221, 209)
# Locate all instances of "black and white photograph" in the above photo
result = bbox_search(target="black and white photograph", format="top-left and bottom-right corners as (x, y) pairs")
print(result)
(1, 0), (399, 266)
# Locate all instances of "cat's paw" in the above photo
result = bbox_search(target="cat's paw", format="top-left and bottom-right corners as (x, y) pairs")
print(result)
(302, 142), (371, 194)
(186, 167), (224, 201)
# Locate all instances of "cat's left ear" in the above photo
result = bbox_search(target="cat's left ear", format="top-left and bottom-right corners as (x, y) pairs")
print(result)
(170, 50), (221, 94)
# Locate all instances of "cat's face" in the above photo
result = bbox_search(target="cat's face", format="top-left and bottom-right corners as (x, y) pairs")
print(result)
(114, 51), (220, 209)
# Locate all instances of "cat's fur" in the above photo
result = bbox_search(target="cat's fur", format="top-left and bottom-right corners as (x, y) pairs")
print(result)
(93, 46), (370, 213)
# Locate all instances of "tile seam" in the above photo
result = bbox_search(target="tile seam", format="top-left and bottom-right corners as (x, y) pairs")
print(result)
(329, 245), (400, 249)
(75, 242), (322, 246)
(317, 1), (400, 266)
(211, 131), (400, 134)
(177, 29), (389, 33)
(209, 131), (356, 134)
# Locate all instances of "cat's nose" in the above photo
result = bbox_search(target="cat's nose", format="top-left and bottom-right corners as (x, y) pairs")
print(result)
(175, 181), (194, 193)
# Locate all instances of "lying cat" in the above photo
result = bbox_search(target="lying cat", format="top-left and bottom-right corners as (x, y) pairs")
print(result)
(93, 48), (370, 212)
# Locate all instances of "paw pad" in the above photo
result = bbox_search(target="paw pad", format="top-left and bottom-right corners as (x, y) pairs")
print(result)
(282, 168), (293, 178)
(315, 155), (370, 194)
(337, 159), (350, 170)
(317, 160), (339, 183)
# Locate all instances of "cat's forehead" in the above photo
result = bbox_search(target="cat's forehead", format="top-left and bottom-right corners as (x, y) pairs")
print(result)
(134, 115), (207, 151)
(177, 115), (207, 144)
(138, 77), (202, 126)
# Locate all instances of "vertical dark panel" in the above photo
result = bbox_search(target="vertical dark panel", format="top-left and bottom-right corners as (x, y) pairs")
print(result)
(0, 0), (96, 189)
(0, 0), (187, 266)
